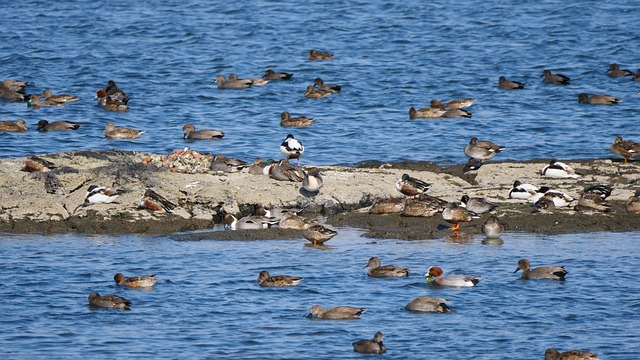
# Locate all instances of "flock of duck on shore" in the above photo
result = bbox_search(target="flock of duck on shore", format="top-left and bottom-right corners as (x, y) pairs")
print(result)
(4, 51), (638, 359)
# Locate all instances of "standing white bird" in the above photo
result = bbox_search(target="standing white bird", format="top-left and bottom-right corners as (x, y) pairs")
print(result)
(280, 134), (304, 166)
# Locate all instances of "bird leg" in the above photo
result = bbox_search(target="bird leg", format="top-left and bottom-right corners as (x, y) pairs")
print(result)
(450, 223), (461, 231)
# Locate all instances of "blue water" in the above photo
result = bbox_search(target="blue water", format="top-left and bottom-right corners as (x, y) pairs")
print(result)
(2, 0), (640, 358)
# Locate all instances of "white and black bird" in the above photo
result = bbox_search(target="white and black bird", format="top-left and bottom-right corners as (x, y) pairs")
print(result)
(541, 160), (581, 178)
(508, 180), (549, 200)
(280, 134), (304, 166)
(84, 185), (125, 206)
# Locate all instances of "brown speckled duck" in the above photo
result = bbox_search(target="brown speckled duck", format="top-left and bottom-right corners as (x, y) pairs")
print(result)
(114, 273), (157, 288)
(610, 136), (640, 164)
(255, 271), (303, 287)
(363, 256), (409, 277)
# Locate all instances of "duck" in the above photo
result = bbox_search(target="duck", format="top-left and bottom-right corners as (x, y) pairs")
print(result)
(425, 266), (481, 287)
(508, 180), (549, 200)
(302, 167), (323, 193)
(313, 78), (341, 93)
(37, 120), (79, 131)
(103, 122), (144, 139)
(279, 212), (313, 229)
(0, 119), (27, 132)
(405, 297), (452, 313)
(304, 85), (333, 98)
(280, 134), (304, 166)
(497, 76), (525, 89)
(430, 99), (472, 118)
(533, 194), (557, 213)
(138, 189), (176, 213)
(363, 256), (409, 277)
(88, 292), (131, 310)
(228, 73), (268, 86)
(248, 158), (266, 175)
(182, 123), (224, 140)
(514, 258), (567, 280)
(0, 79), (27, 102)
(84, 185), (125, 206)
(352, 332), (386, 354)
(21, 155), (55, 172)
(544, 348), (601, 360)
(270, 159), (304, 182)
(574, 192), (610, 213)
(302, 224), (337, 244)
(408, 106), (446, 119)
(441, 98), (476, 109)
(308, 49), (333, 60)
(102, 95), (129, 111)
(464, 137), (505, 162)
(214, 74), (252, 89)
(482, 215), (505, 238)
(460, 195), (498, 214)
(114, 273), (157, 288)
(223, 214), (278, 230)
(529, 190), (574, 207)
(103, 80), (128, 99)
(307, 305), (365, 320)
(578, 93), (620, 105)
(541, 160), (581, 178)
(582, 184), (612, 199)
(607, 63), (633, 77)
(626, 189), (640, 213)
(442, 202), (478, 231)
(610, 136), (640, 164)
(255, 271), (303, 287)
(280, 111), (315, 127)
(28, 94), (62, 108)
(210, 154), (249, 173)
(263, 69), (293, 80)
(395, 173), (431, 197)
(369, 197), (405, 214)
(256, 206), (302, 221)
(542, 69), (570, 85)
(462, 157), (483, 172)
(41, 89), (79, 104)
(402, 195), (447, 217)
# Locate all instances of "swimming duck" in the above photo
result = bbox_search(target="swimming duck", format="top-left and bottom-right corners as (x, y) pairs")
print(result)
(541, 160), (581, 178)
(27, 94), (62, 108)
(460, 195), (498, 214)
(210, 154), (249, 173)
(313, 78), (341, 93)
(482, 215), (505, 238)
(529, 190), (574, 207)
(41, 89), (79, 104)
(302, 224), (337, 245)
(574, 192), (610, 213)
(103, 122), (144, 139)
(37, 120), (79, 131)
(21, 155), (55, 173)
(138, 189), (176, 213)
(103, 80), (128, 99)
(263, 69), (293, 80)
(402, 195), (447, 217)
(215, 74), (252, 89)
(464, 137), (505, 162)
(625, 189), (640, 213)
(508, 180), (549, 200)
(607, 63), (633, 78)
(578, 93), (620, 105)
(405, 297), (452, 313)
(497, 76), (525, 89)
(0, 119), (27, 132)
(182, 123), (224, 140)
(0, 79), (27, 102)
(408, 106), (446, 119)
(369, 197), (405, 214)
(280, 111), (315, 127)
(582, 184), (612, 199)
(84, 185), (125, 206)
(270, 159), (304, 182)
(514, 258), (567, 280)
(363, 256), (410, 277)
(352, 332), (386, 354)
(88, 292), (131, 310)
(114, 273), (157, 288)
(442, 202), (478, 231)
(102, 95), (129, 111)
(228, 73), (268, 86)
(544, 348), (601, 360)
(279, 212), (313, 229)
(395, 173), (431, 197)
(280, 134), (304, 165)
(462, 157), (483, 172)
(223, 214), (278, 230)
(542, 70), (570, 85)
(308, 49), (333, 61)
(255, 271), (303, 287)
(430, 99), (472, 118)
(442, 98), (476, 109)
(304, 85), (333, 98)
(425, 266), (481, 287)
(302, 167), (323, 193)
(307, 305), (365, 320)
(610, 136), (640, 164)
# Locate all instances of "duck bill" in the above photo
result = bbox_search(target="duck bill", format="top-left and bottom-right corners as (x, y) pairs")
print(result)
(513, 268), (521, 273)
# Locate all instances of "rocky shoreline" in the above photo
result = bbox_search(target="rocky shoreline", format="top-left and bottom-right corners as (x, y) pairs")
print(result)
(1, 150), (639, 239)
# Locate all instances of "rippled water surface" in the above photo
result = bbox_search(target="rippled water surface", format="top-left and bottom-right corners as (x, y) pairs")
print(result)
(1, 0), (639, 165)
(1, 229), (639, 358)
